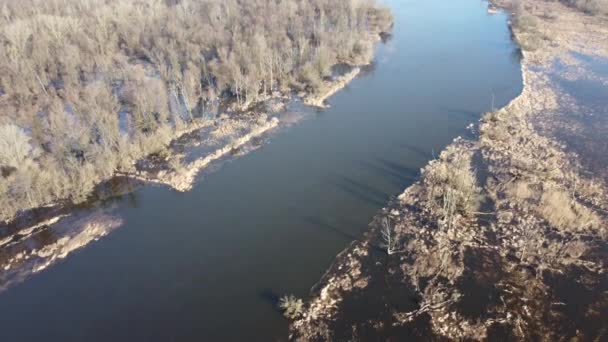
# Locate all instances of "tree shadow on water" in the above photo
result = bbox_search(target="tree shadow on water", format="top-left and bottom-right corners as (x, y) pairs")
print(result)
(258, 288), (281, 307)
(439, 107), (478, 119)
(258, 288), (287, 317)
(357, 157), (419, 189)
(397, 142), (435, 160)
(332, 176), (388, 207)
(375, 158), (419, 180)
(301, 215), (360, 242)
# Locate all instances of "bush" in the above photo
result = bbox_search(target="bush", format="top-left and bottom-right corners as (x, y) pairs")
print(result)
(514, 13), (538, 32)
(299, 63), (323, 94)
(516, 33), (543, 52)
(511, 7), (544, 51)
(0, 124), (39, 168)
(279, 295), (304, 320)
(424, 149), (482, 227)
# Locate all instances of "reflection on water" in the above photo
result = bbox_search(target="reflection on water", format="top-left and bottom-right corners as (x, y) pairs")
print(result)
(0, 0), (522, 340)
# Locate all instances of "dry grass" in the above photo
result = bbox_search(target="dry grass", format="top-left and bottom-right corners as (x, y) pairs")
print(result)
(506, 180), (537, 201)
(504, 180), (600, 231)
(539, 188), (600, 230)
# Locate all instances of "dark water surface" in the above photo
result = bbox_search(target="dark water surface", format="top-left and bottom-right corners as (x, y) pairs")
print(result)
(0, 0), (522, 340)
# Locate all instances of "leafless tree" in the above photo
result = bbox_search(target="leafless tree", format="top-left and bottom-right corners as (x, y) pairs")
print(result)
(0, 124), (39, 168)
(0, 0), (393, 222)
(381, 217), (404, 255)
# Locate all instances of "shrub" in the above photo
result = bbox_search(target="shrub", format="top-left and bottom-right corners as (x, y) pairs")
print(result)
(428, 156), (481, 215)
(279, 295), (304, 320)
(299, 63), (323, 94)
(0, 124), (39, 168)
(424, 150), (482, 228)
(513, 13), (537, 32)
(516, 33), (543, 52)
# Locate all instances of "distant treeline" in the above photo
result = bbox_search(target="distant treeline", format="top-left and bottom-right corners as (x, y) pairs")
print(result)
(0, 0), (393, 222)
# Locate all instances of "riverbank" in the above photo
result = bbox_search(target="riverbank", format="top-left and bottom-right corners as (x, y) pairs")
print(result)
(120, 115), (280, 192)
(0, 211), (122, 293)
(0, 59), (377, 231)
(290, 1), (608, 340)
(0, 0), (394, 227)
(0, 0), (527, 339)
(0, 38), (392, 295)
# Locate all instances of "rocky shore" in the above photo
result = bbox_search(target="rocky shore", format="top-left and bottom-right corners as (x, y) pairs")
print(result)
(290, 1), (608, 340)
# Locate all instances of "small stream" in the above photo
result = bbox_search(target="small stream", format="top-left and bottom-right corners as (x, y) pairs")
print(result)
(0, 0), (522, 340)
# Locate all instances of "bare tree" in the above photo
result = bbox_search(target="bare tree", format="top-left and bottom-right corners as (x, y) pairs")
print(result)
(381, 216), (404, 255)
(0, 124), (39, 168)
(0, 0), (393, 222)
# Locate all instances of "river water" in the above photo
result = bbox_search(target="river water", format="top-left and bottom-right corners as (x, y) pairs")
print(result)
(0, 0), (522, 340)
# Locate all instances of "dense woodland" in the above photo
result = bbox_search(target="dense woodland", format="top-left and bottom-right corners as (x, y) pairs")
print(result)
(0, 0), (392, 222)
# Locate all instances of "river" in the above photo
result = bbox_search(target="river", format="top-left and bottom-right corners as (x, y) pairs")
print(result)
(0, 0), (522, 340)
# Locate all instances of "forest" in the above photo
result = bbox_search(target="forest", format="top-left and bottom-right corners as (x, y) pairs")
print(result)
(0, 0), (392, 223)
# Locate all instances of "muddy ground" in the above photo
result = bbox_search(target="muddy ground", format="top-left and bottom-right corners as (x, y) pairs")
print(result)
(290, 1), (608, 340)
